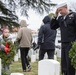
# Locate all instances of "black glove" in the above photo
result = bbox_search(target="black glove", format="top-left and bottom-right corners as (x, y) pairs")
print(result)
(33, 44), (39, 51)
(32, 42), (37, 49)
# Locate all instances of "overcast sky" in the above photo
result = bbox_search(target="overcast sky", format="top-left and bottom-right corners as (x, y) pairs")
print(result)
(18, 0), (76, 31)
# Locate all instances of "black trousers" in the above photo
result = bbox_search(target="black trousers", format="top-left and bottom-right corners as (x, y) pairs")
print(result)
(39, 49), (55, 60)
(20, 47), (30, 70)
(61, 43), (75, 75)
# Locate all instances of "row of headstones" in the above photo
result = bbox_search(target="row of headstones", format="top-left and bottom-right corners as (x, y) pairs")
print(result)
(14, 48), (61, 62)
(11, 48), (61, 75)
(0, 58), (60, 75)
(28, 48), (61, 62)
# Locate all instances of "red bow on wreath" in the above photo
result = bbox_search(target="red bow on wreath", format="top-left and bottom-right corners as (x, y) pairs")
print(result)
(4, 43), (10, 54)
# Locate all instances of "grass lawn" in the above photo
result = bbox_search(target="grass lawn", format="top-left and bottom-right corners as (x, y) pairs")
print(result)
(10, 60), (38, 75)
(10, 57), (61, 75)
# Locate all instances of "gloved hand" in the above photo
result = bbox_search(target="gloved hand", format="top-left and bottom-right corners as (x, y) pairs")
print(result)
(0, 44), (10, 54)
(4, 47), (10, 54)
(33, 44), (39, 51)
(32, 42), (37, 49)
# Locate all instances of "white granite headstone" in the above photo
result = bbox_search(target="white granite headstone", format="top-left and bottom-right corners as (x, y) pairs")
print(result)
(57, 50), (61, 58)
(54, 55), (57, 60)
(28, 48), (34, 58)
(38, 59), (60, 75)
(31, 55), (36, 62)
(44, 53), (48, 59)
(18, 49), (20, 58)
(14, 54), (18, 61)
(0, 58), (1, 75)
(10, 73), (24, 75)
(36, 53), (39, 60)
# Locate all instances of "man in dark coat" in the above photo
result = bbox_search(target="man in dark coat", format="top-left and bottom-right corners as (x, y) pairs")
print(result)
(38, 16), (56, 60)
(51, 2), (76, 75)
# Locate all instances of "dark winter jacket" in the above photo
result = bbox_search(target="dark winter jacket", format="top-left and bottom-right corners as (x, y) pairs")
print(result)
(51, 12), (76, 43)
(38, 16), (56, 49)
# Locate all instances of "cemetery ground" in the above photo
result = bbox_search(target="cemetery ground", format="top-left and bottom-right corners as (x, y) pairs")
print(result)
(10, 59), (38, 75)
(9, 58), (61, 75)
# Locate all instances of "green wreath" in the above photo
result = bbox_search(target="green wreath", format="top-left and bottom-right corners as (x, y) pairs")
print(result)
(0, 40), (16, 66)
(69, 41), (76, 69)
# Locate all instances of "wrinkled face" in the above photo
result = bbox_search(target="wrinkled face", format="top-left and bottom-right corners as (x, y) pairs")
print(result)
(3, 29), (9, 37)
(58, 6), (67, 16)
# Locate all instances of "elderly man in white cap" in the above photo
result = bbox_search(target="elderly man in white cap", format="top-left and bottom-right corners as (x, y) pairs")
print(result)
(51, 1), (76, 75)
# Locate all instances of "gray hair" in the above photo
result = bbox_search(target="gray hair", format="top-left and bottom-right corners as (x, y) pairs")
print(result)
(20, 20), (28, 27)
